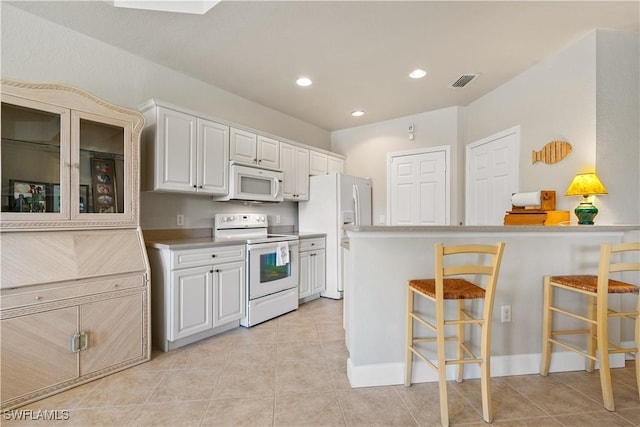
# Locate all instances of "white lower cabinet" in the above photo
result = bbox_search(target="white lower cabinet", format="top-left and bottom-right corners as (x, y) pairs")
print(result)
(147, 244), (246, 351)
(299, 237), (326, 301)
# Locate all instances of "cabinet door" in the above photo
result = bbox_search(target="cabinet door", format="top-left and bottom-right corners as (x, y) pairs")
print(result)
(198, 119), (229, 194)
(294, 147), (310, 200)
(312, 250), (326, 294)
(298, 251), (312, 298)
(79, 292), (144, 375)
(1, 307), (78, 403)
(328, 156), (344, 174)
(1, 95), (71, 222)
(156, 107), (197, 192)
(309, 151), (328, 176)
(279, 142), (296, 200)
(170, 266), (213, 341)
(257, 136), (279, 169)
(230, 128), (257, 165)
(73, 110), (133, 220)
(214, 261), (245, 325)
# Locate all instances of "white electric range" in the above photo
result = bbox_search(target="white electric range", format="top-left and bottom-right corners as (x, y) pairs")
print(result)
(214, 213), (299, 327)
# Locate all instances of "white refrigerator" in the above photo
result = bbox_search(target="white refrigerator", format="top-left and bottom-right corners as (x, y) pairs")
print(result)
(298, 173), (372, 299)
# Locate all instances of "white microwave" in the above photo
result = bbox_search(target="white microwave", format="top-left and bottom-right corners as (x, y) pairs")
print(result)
(215, 163), (283, 202)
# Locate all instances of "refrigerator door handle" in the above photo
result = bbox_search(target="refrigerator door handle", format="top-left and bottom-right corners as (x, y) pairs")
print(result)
(353, 184), (361, 226)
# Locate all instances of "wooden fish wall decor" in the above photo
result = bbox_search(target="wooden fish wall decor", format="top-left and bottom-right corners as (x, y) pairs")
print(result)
(532, 140), (572, 164)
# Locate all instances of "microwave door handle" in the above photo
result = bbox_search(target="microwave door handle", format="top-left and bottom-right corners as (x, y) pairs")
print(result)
(353, 184), (361, 226)
(274, 177), (280, 198)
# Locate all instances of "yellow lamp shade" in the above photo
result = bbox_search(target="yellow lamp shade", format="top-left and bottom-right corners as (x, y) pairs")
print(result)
(565, 173), (608, 197)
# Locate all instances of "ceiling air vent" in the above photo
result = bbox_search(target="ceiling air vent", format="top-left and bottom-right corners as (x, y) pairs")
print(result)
(450, 73), (479, 88)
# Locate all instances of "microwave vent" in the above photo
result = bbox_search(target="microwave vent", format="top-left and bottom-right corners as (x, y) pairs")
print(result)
(450, 73), (479, 88)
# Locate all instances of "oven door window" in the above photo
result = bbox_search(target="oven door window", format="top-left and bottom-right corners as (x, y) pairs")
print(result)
(260, 253), (291, 283)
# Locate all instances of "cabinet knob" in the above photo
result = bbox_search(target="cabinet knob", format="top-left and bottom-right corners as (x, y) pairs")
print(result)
(193, 185), (197, 188)
(311, 243), (315, 246)
(113, 284), (119, 288)
(198, 185), (203, 189)
(210, 269), (214, 273)
(35, 296), (43, 301)
(211, 254), (216, 258)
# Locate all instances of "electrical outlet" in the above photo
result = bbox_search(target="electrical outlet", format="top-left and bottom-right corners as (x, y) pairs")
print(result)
(276, 215), (281, 224)
(501, 305), (512, 323)
(176, 214), (185, 226)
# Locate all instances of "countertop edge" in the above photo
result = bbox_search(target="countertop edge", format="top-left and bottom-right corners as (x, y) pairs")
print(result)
(344, 225), (640, 233)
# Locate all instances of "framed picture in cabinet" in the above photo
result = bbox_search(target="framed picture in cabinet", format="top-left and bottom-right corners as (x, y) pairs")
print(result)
(9, 180), (48, 213)
(91, 158), (117, 213)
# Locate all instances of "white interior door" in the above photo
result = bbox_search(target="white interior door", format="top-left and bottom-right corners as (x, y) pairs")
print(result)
(387, 147), (449, 225)
(465, 126), (520, 225)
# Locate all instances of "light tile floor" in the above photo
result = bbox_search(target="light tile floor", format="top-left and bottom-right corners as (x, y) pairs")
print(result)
(5, 297), (639, 426)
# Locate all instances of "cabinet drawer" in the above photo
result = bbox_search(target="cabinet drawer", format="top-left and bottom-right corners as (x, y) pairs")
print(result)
(1, 275), (144, 310)
(171, 245), (245, 269)
(299, 238), (326, 251)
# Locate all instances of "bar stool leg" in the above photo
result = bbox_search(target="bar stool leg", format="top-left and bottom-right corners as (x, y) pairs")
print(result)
(596, 294), (615, 411)
(540, 276), (552, 376)
(587, 295), (596, 373)
(436, 299), (449, 427)
(480, 308), (493, 422)
(404, 287), (414, 387)
(635, 295), (640, 400)
(456, 299), (465, 383)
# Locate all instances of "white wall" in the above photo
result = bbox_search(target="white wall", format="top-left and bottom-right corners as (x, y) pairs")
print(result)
(331, 107), (461, 225)
(463, 31), (598, 219)
(595, 30), (640, 225)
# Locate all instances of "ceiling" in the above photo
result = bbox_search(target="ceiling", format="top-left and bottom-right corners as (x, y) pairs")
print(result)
(8, 1), (639, 131)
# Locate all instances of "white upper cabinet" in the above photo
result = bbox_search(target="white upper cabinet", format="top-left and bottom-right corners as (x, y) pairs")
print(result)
(309, 150), (345, 176)
(141, 103), (229, 195)
(280, 142), (309, 201)
(328, 156), (344, 174)
(309, 151), (328, 176)
(230, 128), (280, 170)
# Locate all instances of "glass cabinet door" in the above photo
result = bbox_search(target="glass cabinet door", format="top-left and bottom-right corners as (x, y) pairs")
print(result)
(1, 96), (70, 220)
(71, 111), (131, 219)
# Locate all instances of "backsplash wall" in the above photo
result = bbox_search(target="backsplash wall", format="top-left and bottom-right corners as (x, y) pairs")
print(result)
(140, 192), (299, 231)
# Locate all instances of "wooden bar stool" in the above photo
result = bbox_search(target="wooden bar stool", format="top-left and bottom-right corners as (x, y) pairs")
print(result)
(404, 242), (505, 427)
(540, 242), (640, 411)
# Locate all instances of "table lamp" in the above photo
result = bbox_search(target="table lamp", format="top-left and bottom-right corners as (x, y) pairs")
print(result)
(565, 172), (608, 225)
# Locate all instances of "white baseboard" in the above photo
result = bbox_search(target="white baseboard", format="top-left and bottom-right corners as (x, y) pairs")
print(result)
(347, 351), (626, 388)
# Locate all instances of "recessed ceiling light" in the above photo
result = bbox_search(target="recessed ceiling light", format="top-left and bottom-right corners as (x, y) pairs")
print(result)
(409, 69), (427, 79)
(351, 110), (365, 117)
(296, 77), (312, 87)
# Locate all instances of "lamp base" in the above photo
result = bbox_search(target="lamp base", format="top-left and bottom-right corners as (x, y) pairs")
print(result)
(574, 201), (598, 225)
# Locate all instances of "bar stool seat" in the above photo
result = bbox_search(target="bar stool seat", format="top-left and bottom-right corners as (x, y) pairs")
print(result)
(540, 242), (640, 411)
(405, 242), (505, 427)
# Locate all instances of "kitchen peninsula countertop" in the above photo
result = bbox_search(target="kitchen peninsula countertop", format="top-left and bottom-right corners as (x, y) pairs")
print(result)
(343, 224), (639, 233)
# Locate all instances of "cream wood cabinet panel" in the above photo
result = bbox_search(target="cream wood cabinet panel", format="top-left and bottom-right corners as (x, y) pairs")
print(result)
(298, 237), (326, 300)
(1, 307), (78, 404)
(147, 244), (246, 351)
(140, 103), (229, 195)
(0, 272), (149, 410)
(230, 128), (280, 170)
(328, 156), (344, 174)
(280, 142), (309, 201)
(309, 151), (328, 176)
(1, 79), (144, 230)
